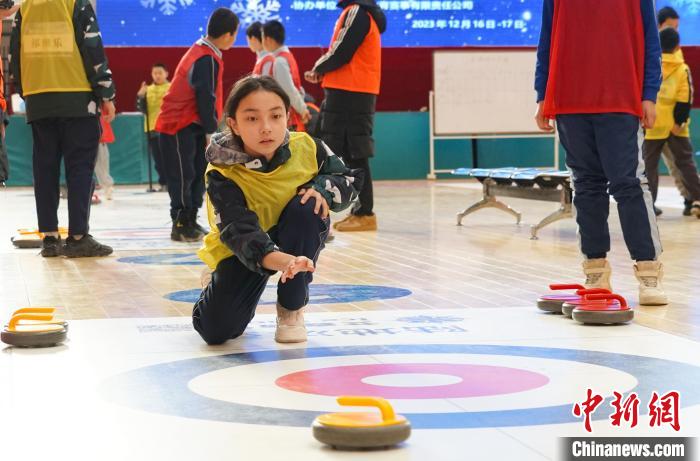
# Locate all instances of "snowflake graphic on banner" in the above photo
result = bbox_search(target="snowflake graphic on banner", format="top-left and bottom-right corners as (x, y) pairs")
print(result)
(140, 0), (194, 16)
(675, 0), (700, 13)
(230, 0), (282, 25)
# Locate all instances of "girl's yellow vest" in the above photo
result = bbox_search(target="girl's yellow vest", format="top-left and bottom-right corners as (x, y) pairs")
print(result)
(20, 0), (92, 96)
(198, 132), (319, 270)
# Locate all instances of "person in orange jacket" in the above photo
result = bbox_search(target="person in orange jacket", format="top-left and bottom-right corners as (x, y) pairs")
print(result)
(305, 0), (386, 232)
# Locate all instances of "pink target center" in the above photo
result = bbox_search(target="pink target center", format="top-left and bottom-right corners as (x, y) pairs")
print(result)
(275, 363), (549, 399)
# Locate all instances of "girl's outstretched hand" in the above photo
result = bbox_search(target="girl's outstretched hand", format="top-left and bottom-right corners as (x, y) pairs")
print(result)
(280, 256), (315, 283)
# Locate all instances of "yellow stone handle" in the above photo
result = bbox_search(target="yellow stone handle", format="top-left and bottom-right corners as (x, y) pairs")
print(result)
(337, 396), (396, 422)
(8, 314), (54, 331)
(12, 307), (56, 316)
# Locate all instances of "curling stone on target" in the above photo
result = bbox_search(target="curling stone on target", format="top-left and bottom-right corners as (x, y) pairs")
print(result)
(1, 311), (68, 348)
(537, 284), (589, 313)
(312, 396), (411, 449)
(11, 227), (68, 249)
(571, 293), (634, 325)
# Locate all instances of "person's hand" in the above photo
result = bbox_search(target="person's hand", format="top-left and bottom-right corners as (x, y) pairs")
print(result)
(300, 109), (312, 124)
(280, 256), (315, 283)
(642, 100), (656, 129)
(298, 187), (329, 218)
(0, 123), (5, 139)
(304, 71), (321, 84)
(102, 100), (116, 123)
(0, 4), (20, 19)
(671, 124), (683, 136)
(137, 81), (148, 97)
(535, 101), (554, 132)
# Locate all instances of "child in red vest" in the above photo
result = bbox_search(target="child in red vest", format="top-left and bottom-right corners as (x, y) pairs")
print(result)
(156, 8), (239, 242)
(535, 0), (667, 305)
(254, 20), (310, 131)
(245, 22), (269, 75)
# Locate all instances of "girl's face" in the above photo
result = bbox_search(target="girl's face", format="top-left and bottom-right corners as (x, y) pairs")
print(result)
(227, 89), (289, 160)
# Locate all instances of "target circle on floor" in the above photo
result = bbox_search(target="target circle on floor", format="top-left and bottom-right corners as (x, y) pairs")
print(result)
(164, 284), (413, 305)
(100, 344), (700, 429)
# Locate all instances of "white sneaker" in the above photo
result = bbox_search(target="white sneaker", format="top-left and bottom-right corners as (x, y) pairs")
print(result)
(634, 261), (668, 306)
(275, 303), (307, 343)
(582, 258), (612, 291)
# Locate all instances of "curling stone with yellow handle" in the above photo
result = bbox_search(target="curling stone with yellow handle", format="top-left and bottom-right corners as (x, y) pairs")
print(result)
(11, 227), (68, 249)
(6, 307), (69, 331)
(312, 396), (411, 449)
(1, 312), (68, 347)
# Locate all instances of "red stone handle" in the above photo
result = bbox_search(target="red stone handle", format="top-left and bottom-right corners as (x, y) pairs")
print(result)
(585, 293), (627, 308)
(549, 284), (586, 291)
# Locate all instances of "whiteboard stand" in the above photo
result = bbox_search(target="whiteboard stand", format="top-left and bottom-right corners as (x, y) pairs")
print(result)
(427, 91), (560, 179)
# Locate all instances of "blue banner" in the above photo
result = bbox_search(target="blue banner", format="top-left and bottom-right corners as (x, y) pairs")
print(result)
(101, 0), (542, 47)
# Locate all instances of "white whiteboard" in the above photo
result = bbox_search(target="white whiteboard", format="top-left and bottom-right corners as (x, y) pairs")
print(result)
(433, 50), (540, 136)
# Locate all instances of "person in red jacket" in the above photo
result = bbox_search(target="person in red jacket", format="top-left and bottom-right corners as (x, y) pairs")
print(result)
(534, 0), (667, 306)
(305, 0), (385, 232)
(156, 8), (239, 242)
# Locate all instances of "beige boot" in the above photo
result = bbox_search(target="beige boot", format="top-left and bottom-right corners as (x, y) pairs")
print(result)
(275, 303), (307, 343)
(333, 214), (377, 232)
(634, 261), (668, 306)
(582, 258), (612, 291)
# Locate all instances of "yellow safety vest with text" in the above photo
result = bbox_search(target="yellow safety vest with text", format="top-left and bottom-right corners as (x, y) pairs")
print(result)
(20, 0), (91, 96)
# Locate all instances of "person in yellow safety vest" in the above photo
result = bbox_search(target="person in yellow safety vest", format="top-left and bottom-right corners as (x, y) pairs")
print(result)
(193, 76), (363, 345)
(0, 3), (19, 186)
(136, 63), (171, 191)
(9, 0), (115, 258)
(305, 0), (386, 233)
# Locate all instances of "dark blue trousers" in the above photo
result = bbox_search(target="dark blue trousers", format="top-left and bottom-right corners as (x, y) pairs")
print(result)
(192, 195), (329, 345)
(31, 116), (100, 236)
(556, 113), (661, 261)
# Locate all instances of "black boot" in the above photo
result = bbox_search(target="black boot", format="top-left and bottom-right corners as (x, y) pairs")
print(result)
(41, 236), (62, 258)
(190, 209), (208, 235)
(683, 199), (692, 216)
(171, 209), (204, 242)
(63, 235), (113, 258)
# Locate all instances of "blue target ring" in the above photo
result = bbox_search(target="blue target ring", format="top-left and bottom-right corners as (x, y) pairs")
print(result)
(165, 284), (413, 305)
(99, 344), (700, 429)
(118, 253), (202, 266)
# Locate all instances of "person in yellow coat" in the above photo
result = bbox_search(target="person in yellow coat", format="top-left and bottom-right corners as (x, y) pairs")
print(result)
(643, 27), (700, 218)
(193, 76), (363, 345)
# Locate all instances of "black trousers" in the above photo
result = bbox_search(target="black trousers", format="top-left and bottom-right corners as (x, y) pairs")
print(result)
(148, 132), (167, 186)
(192, 195), (330, 345)
(643, 136), (700, 203)
(320, 88), (376, 216)
(31, 116), (100, 236)
(159, 124), (207, 220)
